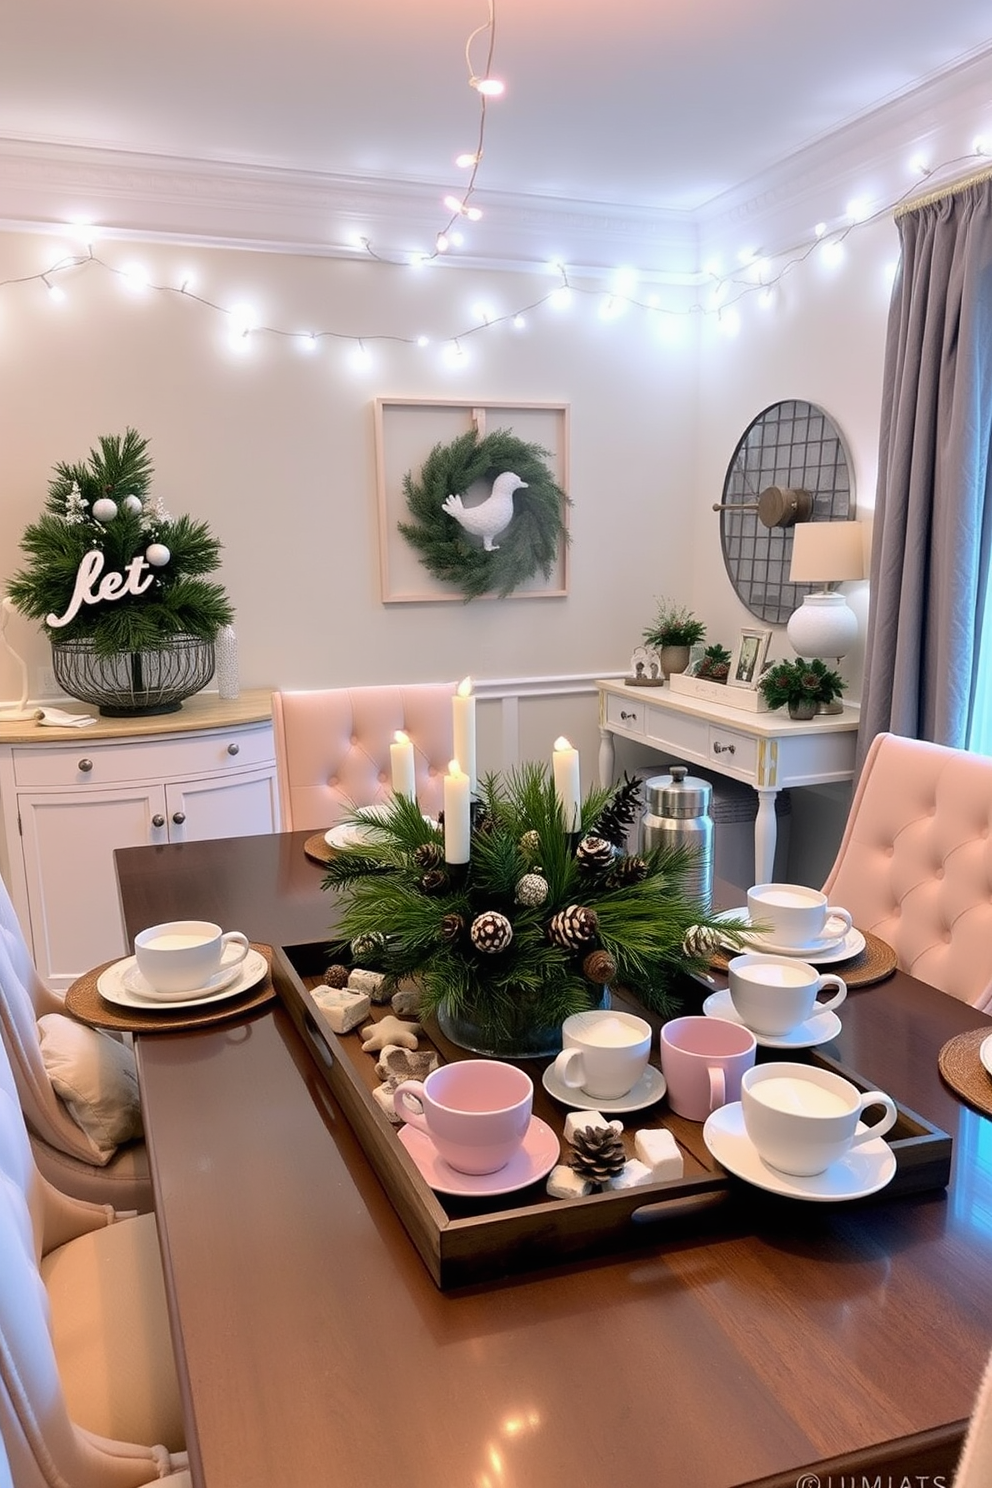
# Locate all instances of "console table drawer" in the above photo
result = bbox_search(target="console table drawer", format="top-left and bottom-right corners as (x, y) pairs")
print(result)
(605, 693), (647, 736)
(706, 725), (758, 778)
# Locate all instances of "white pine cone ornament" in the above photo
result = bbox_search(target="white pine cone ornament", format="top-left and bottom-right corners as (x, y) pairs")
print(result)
(515, 871), (549, 907)
(351, 933), (385, 961)
(570, 1125), (627, 1183)
(575, 835), (616, 874)
(609, 855), (649, 887)
(682, 923), (721, 958)
(548, 904), (599, 949)
(519, 829), (541, 857)
(470, 911), (514, 953)
(439, 913), (464, 943)
(413, 841), (444, 871)
(419, 868), (449, 895)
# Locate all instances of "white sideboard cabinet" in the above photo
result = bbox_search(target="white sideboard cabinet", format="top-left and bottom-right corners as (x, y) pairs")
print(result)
(0, 690), (279, 991)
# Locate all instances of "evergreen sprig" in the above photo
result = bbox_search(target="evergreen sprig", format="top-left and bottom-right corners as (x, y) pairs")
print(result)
(322, 767), (749, 1047)
(7, 429), (233, 656)
(397, 428), (570, 599)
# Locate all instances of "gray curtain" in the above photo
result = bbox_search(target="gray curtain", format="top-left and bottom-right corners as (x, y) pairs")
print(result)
(858, 170), (992, 766)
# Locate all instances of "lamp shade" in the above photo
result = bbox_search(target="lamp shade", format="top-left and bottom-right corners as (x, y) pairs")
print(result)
(788, 521), (865, 585)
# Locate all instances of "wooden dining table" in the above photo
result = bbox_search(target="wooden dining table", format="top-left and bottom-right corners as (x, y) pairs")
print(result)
(114, 830), (992, 1488)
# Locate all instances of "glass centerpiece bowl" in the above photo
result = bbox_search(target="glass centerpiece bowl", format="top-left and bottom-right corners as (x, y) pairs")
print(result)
(321, 766), (749, 1059)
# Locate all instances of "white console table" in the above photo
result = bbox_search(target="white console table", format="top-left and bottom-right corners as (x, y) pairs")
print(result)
(596, 679), (860, 886)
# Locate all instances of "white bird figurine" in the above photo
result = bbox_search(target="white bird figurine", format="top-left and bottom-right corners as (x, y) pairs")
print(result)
(442, 471), (528, 551)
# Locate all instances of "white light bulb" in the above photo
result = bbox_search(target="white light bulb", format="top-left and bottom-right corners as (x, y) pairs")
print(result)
(465, 206), (482, 222)
(702, 257), (721, 278)
(737, 247), (757, 266)
(550, 286), (571, 310)
(471, 303), (494, 324)
(46, 282), (66, 303)
(228, 303), (256, 336)
(758, 287), (775, 310)
(512, 315), (526, 330)
(821, 240), (844, 268)
(178, 271), (196, 293)
(68, 221), (94, 246)
(718, 308), (741, 338)
(910, 154), (929, 176)
(449, 231), (464, 246)
(473, 77), (504, 97)
(974, 135), (989, 155)
(444, 195), (466, 215)
(416, 335), (430, 348)
(121, 263), (149, 293)
(350, 342), (372, 371)
(846, 196), (870, 223)
(455, 152), (480, 168)
(298, 333), (319, 353)
(436, 234), (450, 253)
(814, 222), (827, 238)
(444, 342), (468, 367)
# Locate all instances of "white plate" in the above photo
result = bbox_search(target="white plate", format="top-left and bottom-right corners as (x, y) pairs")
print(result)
(716, 909), (865, 965)
(702, 988), (842, 1050)
(541, 1061), (667, 1113)
(325, 807), (437, 851)
(97, 949), (268, 1011)
(398, 1116), (560, 1197)
(980, 1033), (992, 1078)
(703, 1101), (897, 1202)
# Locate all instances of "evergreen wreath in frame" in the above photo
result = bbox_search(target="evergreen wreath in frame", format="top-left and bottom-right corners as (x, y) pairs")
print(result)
(398, 427), (570, 599)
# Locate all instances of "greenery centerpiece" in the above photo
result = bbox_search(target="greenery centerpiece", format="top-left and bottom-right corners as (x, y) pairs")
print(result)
(642, 598), (706, 651)
(7, 429), (233, 715)
(758, 656), (846, 719)
(322, 767), (748, 1058)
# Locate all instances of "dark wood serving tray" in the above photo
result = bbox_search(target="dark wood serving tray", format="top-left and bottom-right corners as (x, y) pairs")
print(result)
(272, 941), (952, 1290)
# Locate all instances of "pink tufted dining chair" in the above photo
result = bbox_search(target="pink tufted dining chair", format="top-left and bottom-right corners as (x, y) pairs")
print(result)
(0, 1030), (188, 1487)
(821, 731), (992, 1008)
(0, 872), (152, 1213)
(272, 682), (457, 831)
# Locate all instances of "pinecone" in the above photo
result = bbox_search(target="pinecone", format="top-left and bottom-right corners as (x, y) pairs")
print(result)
(682, 923), (720, 958)
(609, 854), (649, 887)
(570, 1126), (627, 1183)
(352, 933), (385, 962)
(472, 804), (496, 835)
(582, 948), (617, 985)
(515, 871), (549, 907)
(519, 829), (541, 857)
(575, 835), (616, 874)
(548, 904), (599, 949)
(470, 911), (514, 953)
(419, 868), (449, 895)
(322, 964), (350, 989)
(413, 841), (443, 870)
(439, 913), (464, 943)
(590, 775), (643, 849)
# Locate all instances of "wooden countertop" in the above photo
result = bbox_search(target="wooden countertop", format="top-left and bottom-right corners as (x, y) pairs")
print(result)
(0, 688), (273, 744)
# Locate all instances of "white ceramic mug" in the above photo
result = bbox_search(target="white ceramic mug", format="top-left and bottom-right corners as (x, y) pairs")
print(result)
(728, 953), (847, 1036)
(134, 919), (250, 994)
(741, 1061), (898, 1176)
(393, 1060), (533, 1175)
(746, 883), (853, 949)
(552, 1011), (653, 1099)
(659, 1015), (756, 1121)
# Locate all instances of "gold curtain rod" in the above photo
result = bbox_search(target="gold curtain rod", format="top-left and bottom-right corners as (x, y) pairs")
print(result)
(895, 162), (992, 218)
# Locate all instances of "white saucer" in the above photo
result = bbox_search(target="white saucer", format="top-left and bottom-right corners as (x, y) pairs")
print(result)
(716, 909), (865, 964)
(325, 807), (437, 851)
(97, 949), (268, 1011)
(397, 1116), (560, 1197)
(703, 1101), (897, 1202)
(702, 988), (843, 1050)
(122, 955), (243, 1002)
(541, 1061), (667, 1113)
(981, 1033), (992, 1078)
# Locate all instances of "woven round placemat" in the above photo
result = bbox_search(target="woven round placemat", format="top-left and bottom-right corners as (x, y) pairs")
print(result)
(707, 929), (897, 989)
(938, 1027), (992, 1116)
(304, 832), (333, 866)
(64, 943), (275, 1034)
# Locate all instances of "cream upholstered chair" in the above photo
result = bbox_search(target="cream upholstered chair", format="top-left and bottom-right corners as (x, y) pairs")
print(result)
(821, 731), (992, 1008)
(954, 1343), (992, 1486)
(272, 682), (457, 831)
(0, 1032), (188, 1488)
(0, 874), (152, 1213)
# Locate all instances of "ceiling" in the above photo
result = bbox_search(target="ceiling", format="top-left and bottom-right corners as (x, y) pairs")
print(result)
(2, 0), (992, 274)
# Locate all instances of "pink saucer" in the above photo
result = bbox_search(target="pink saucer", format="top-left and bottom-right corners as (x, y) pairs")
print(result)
(397, 1116), (560, 1197)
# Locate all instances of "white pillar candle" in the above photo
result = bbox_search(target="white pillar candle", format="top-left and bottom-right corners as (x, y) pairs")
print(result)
(390, 730), (416, 801)
(553, 736), (581, 833)
(453, 676), (477, 794)
(444, 760), (471, 864)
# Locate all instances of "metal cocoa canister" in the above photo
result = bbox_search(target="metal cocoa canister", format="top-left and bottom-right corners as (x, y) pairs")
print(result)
(640, 765), (714, 911)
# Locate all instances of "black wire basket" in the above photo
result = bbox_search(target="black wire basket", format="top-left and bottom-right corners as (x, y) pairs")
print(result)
(51, 635), (216, 717)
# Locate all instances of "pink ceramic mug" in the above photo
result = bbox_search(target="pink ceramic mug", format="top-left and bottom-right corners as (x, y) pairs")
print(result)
(393, 1060), (533, 1175)
(660, 1015), (757, 1122)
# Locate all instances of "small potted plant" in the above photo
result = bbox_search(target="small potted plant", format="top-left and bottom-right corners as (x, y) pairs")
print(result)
(759, 657), (846, 720)
(642, 599), (706, 680)
(695, 643), (731, 683)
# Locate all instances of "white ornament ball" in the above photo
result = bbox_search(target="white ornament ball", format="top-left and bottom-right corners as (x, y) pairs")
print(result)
(146, 543), (171, 567)
(123, 494), (143, 515)
(92, 498), (118, 523)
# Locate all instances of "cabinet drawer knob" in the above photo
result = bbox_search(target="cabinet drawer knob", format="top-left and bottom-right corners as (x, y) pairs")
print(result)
(620, 710), (637, 722)
(152, 814), (166, 828)
(227, 742), (240, 756)
(172, 811), (186, 826)
(77, 758), (93, 773)
(712, 741), (736, 756)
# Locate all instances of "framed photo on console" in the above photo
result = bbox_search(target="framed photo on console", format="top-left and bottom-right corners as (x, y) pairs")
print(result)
(729, 627), (771, 690)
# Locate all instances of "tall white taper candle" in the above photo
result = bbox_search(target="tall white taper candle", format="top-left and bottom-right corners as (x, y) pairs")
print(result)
(453, 677), (477, 794)
(444, 759), (471, 864)
(390, 730), (416, 801)
(553, 736), (581, 833)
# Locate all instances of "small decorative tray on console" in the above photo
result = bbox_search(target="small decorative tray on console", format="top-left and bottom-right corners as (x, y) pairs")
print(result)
(272, 942), (952, 1290)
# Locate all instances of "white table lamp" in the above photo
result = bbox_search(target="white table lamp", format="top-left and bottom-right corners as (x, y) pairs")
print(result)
(786, 521), (865, 661)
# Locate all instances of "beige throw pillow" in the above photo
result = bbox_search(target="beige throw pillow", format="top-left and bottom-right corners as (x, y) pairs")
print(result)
(38, 1014), (143, 1162)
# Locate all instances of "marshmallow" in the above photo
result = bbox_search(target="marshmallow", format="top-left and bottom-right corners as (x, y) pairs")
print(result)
(391, 986), (422, 1017)
(546, 1164), (593, 1199)
(563, 1110), (610, 1144)
(310, 986), (371, 1034)
(348, 968), (389, 1002)
(371, 1084), (400, 1122)
(606, 1159), (655, 1190)
(633, 1128), (684, 1181)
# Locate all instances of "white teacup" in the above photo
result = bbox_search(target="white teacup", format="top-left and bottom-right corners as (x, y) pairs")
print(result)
(134, 919), (250, 994)
(741, 1061), (897, 1176)
(747, 882), (853, 949)
(728, 953), (847, 1036)
(552, 1011), (652, 1100)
